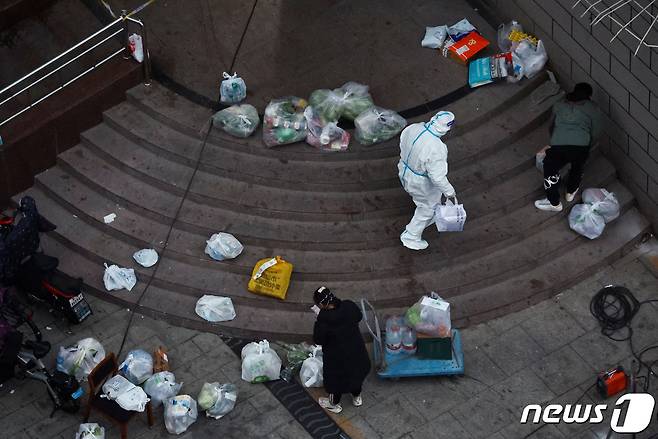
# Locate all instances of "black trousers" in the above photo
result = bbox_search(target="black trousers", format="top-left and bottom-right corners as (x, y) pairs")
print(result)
(329, 387), (362, 405)
(543, 145), (590, 206)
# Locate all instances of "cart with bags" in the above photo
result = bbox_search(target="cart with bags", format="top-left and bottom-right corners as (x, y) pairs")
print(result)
(360, 298), (464, 378)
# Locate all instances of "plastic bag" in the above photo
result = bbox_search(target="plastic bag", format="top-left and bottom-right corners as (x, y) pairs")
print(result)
(128, 33), (144, 63)
(103, 263), (137, 292)
(336, 82), (374, 121)
(582, 188), (620, 223)
(304, 106), (350, 152)
(102, 374), (150, 412)
(435, 198), (467, 232)
(279, 342), (313, 381)
(405, 294), (451, 337)
(56, 337), (105, 382)
(212, 104), (260, 138)
(263, 97), (308, 147)
(143, 371), (182, 408)
(498, 20), (523, 52)
(195, 295), (236, 322)
(119, 349), (153, 385)
(197, 382), (238, 419)
(569, 203), (606, 239)
(421, 25), (449, 48)
(355, 107), (406, 146)
(300, 346), (323, 388)
(220, 72), (247, 104)
(308, 89), (344, 122)
(247, 256), (293, 300)
(241, 340), (282, 383)
(205, 232), (244, 261)
(76, 423), (105, 439)
(447, 18), (477, 41)
(164, 395), (198, 435)
(536, 146), (550, 172)
(133, 249), (158, 268)
(513, 40), (548, 79)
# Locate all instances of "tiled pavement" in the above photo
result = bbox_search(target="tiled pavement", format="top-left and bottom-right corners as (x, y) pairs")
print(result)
(1, 239), (658, 439)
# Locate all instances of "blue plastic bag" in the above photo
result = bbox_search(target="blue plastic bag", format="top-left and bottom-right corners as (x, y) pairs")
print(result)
(220, 72), (247, 104)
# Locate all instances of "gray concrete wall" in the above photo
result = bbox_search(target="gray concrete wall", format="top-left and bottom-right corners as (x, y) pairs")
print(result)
(476, 0), (658, 231)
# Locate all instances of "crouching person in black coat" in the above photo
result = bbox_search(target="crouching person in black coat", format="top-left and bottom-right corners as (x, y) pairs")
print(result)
(313, 286), (371, 414)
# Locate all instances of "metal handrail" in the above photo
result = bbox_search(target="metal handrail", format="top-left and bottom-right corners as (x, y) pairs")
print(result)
(0, 14), (152, 128)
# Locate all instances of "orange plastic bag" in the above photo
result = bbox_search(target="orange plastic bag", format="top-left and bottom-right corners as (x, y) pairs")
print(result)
(247, 256), (293, 300)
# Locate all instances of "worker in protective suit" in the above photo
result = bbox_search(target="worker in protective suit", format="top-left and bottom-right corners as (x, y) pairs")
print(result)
(398, 111), (456, 250)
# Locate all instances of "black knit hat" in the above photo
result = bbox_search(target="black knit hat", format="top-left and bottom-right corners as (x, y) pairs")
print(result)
(567, 82), (593, 102)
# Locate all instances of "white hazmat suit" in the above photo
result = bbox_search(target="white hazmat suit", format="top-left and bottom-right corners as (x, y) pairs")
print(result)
(398, 111), (456, 250)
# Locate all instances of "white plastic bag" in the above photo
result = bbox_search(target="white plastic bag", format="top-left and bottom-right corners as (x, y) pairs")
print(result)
(119, 349), (153, 385)
(498, 20), (523, 52)
(536, 146), (549, 173)
(205, 232), (244, 261)
(195, 295), (236, 322)
(582, 188), (620, 223)
(133, 249), (158, 268)
(220, 72), (247, 104)
(56, 337), (105, 382)
(569, 203), (606, 239)
(128, 33), (144, 63)
(76, 423), (105, 439)
(103, 263), (137, 291)
(197, 382), (238, 419)
(165, 395), (198, 435)
(300, 346), (323, 388)
(304, 106), (350, 152)
(143, 371), (182, 408)
(102, 375), (150, 412)
(421, 25), (449, 48)
(241, 340), (282, 383)
(513, 40), (548, 79)
(405, 294), (451, 337)
(435, 198), (467, 232)
(447, 18), (476, 39)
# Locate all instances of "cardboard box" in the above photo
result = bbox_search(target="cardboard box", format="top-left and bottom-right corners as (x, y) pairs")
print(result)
(442, 31), (490, 65)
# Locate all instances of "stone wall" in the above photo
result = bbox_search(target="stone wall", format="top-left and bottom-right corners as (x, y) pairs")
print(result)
(475, 0), (658, 231)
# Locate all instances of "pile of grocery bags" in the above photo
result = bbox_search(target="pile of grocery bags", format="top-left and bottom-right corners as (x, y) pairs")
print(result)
(211, 72), (407, 151)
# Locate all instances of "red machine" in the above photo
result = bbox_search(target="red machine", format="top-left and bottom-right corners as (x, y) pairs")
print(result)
(597, 366), (628, 398)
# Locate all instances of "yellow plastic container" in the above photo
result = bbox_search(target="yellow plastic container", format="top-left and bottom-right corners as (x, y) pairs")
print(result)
(247, 256), (293, 300)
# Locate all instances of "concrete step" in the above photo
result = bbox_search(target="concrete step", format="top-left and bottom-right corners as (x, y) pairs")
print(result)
(32, 204), (649, 340)
(123, 73), (552, 162)
(21, 171), (631, 308)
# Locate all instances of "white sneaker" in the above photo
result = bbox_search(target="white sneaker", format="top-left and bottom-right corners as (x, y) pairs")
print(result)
(352, 395), (363, 407)
(400, 231), (429, 250)
(534, 198), (563, 212)
(319, 397), (343, 414)
(566, 188), (579, 202)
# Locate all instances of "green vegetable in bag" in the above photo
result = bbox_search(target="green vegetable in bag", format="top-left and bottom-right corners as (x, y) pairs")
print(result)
(212, 104), (260, 138)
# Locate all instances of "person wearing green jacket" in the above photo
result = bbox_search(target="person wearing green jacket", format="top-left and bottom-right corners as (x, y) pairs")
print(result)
(535, 83), (603, 212)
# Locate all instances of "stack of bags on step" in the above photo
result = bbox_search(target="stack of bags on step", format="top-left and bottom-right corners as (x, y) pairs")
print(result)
(568, 188), (620, 239)
(211, 74), (407, 151)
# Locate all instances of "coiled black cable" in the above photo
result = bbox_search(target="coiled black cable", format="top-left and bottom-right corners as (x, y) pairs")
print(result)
(590, 285), (658, 392)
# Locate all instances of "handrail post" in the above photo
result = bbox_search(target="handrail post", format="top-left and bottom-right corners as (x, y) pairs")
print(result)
(139, 20), (152, 86)
(121, 10), (131, 60)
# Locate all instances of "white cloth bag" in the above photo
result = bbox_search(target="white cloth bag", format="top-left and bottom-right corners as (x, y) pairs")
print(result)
(195, 295), (236, 322)
(435, 198), (467, 232)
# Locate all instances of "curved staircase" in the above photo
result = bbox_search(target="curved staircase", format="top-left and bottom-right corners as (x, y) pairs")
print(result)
(15, 76), (650, 341)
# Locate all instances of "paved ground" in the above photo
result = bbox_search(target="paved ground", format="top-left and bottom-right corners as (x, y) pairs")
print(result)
(107, 0), (495, 109)
(1, 238), (657, 438)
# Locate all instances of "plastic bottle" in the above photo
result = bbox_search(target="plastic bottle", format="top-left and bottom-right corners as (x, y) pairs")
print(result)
(385, 323), (402, 355)
(401, 327), (417, 355)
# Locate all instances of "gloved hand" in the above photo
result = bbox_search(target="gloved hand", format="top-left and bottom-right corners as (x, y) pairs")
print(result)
(441, 193), (457, 205)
